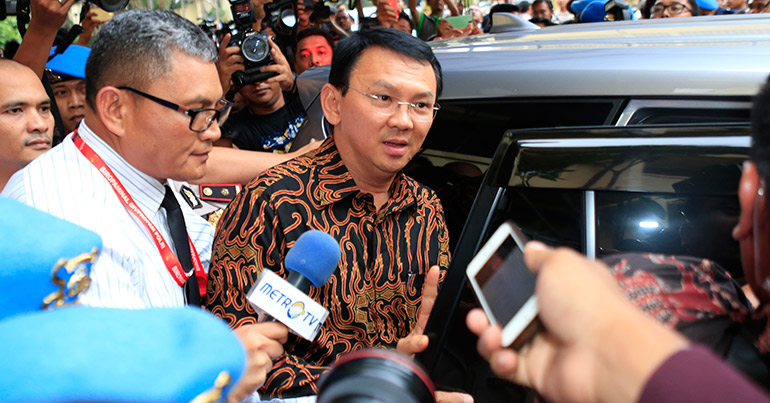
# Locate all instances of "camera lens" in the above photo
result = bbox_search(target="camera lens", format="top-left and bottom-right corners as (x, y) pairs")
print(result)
(241, 33), (270, 63)
(317, 349), (436, 403)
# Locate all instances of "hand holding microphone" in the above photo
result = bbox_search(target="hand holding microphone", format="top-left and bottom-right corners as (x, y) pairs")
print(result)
(246, 230), (341, 341)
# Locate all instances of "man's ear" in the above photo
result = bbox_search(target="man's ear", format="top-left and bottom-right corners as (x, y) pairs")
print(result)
(320, 83), (342, 126)
(734, 161), (763, 240)
(94, 86), (129, 137)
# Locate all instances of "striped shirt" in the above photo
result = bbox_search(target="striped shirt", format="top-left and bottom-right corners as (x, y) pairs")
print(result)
(2, 122), (214, 308)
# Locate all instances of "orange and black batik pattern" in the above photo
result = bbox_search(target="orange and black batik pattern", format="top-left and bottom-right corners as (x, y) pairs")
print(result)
(205, 138), (451, 398)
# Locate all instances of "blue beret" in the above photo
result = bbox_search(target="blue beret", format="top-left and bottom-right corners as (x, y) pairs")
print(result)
(0, 197), (101, 320)
(580, 0), (609, 22)
(46, 44), (90, 81)
(570, 0), (594, 14)
(0, 306), (246, 403)
(696, 0), (718, 10)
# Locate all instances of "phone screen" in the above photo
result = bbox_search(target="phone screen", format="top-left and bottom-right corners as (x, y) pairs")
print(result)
(473, 235), (537, 326)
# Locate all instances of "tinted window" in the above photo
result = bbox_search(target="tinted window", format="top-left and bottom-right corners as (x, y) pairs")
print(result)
(628, 107), (749, 125)
(595, 191), (742, 280)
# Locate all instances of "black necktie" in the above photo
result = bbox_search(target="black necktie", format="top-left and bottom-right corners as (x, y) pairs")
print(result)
(161, 185), (201, 307)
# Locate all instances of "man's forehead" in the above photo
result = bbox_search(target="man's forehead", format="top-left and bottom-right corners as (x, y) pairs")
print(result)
(348, 47), (436, 96)
(0, 67), (48, 103)
(299, 36), (331, 50)
(52, 79), (86, 89)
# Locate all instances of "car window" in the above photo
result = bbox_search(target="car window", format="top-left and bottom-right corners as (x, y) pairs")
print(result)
(595, 192), (743, 280)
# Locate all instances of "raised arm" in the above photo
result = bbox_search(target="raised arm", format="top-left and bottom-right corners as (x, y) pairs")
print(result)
(13, 0), (76, 78)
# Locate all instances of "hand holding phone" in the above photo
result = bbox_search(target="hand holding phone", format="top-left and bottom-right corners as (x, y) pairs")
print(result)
(466, 221), (540, 349)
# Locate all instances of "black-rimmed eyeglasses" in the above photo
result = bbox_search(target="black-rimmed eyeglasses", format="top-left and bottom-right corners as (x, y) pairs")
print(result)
(650, 2), (691, 15)
(118, 86), (232, 133)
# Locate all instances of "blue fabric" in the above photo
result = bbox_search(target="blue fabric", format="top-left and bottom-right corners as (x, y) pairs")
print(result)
(580, 1), (608, 22)
(0, 306), (246, 402)
(0, 197), (101, 319)
(570, 0), (596, 15)
(696, 0), (719, 10)
(46, 44), (90, 80)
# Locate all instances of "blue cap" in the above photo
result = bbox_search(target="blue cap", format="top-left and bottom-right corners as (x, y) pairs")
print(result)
(696, 0), (718, 10)
(570, 0), (594, 14)
(580, 0), (608, 22)
(0, 306), (246, 403)
(46, 44), (90, 82)
(0, 197), (101, 320)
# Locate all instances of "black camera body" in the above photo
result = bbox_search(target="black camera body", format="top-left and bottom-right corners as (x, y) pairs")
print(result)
(227, 0), (277, 88)
(605, 0), (633, 21)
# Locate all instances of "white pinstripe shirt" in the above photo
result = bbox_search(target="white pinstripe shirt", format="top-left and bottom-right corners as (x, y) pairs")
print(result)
(2, 122), (214, 308)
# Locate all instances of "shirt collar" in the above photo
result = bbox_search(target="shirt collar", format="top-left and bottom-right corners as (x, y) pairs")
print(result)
(310, 138), (417, 214)
(77, 122), (166, 216)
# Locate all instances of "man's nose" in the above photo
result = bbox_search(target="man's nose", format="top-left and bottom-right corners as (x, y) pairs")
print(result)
(200, 118), (222, 142)
(70, 90), (85, 108)
(28, 110), (51, 133)
(388, 103), (415, 131)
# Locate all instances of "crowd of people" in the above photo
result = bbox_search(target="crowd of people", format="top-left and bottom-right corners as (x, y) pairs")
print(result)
(2, 0), (770, 401)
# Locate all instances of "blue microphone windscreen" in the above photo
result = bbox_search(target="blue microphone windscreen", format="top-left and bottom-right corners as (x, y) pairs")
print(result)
(285, 230), (341, 287)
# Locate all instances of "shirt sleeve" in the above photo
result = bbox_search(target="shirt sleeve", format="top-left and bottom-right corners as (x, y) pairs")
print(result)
(639, 345), (770, 403)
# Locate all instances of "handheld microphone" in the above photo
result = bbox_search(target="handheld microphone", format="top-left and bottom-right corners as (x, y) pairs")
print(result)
(247, 230), (341, 340)
(284, 229), (342, 292)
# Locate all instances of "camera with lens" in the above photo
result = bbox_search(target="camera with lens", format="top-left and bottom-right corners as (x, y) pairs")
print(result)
(227, 0), (277, 88)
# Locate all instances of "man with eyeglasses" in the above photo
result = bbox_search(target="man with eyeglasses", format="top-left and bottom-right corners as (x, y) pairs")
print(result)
(207, 28), (471, 402)
(3, 10), (289, 402)
(649, 0), (700, 17)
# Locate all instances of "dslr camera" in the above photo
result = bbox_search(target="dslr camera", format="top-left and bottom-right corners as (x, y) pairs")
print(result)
(227, 0), (277, 88)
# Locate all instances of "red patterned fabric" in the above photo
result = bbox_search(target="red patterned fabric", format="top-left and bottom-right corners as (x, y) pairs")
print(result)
(601, 253), (757, 354)
(205, 138), (450, 398)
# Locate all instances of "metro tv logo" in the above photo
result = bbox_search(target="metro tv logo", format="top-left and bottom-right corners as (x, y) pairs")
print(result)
(258, 282), (321, 327)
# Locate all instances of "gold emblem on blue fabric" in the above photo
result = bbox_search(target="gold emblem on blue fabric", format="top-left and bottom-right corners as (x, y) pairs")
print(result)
(42, 248), (98, 309)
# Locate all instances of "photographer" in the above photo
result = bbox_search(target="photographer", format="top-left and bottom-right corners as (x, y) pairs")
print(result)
(216, 37), (307, 153)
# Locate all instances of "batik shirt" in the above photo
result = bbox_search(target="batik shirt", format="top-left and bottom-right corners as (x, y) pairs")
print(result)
(601, 253), (767, 356)
(206, 137), (451, 398)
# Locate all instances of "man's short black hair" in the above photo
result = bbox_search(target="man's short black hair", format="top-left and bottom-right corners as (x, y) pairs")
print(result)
(533, 0), (554, 10)
(752, 75), (770, 192)
(295, 27), (335, 51)
(328, 28), (442, 99)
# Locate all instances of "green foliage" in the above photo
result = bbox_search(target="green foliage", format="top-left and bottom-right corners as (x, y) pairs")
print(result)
(0, 16), (22, 50)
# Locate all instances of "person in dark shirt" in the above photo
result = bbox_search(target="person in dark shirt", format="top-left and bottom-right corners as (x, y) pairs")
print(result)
(217, 38), (305, 153)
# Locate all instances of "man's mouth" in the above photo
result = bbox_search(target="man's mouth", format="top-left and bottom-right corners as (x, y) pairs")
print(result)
(24, 137), (51, 150)
(71, 114), (84, 122)
(383, 138), (409, 156)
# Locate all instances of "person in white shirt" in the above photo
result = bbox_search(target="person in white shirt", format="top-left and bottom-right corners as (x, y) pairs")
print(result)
(2, 9), (286, 403)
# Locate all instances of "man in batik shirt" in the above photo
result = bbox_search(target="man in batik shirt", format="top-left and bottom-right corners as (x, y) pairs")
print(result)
(206, 28), (461, 399)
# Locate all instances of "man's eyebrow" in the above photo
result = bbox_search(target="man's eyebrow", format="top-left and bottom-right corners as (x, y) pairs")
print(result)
(1, 101), (26, 109)
(369, 80), (435, 98)
(185, 95), (222, 108)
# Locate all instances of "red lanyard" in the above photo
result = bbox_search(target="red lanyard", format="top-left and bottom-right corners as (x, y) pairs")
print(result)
(72, 132), (207, 298)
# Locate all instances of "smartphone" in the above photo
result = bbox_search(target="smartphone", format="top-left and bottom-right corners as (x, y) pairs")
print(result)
(466, 221), (539, 349)
(387, 0), (399, 13)
(445, 14), (473, 29)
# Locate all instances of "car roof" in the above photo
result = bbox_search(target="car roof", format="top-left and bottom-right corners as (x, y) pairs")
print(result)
(430, 14), (770, 99)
